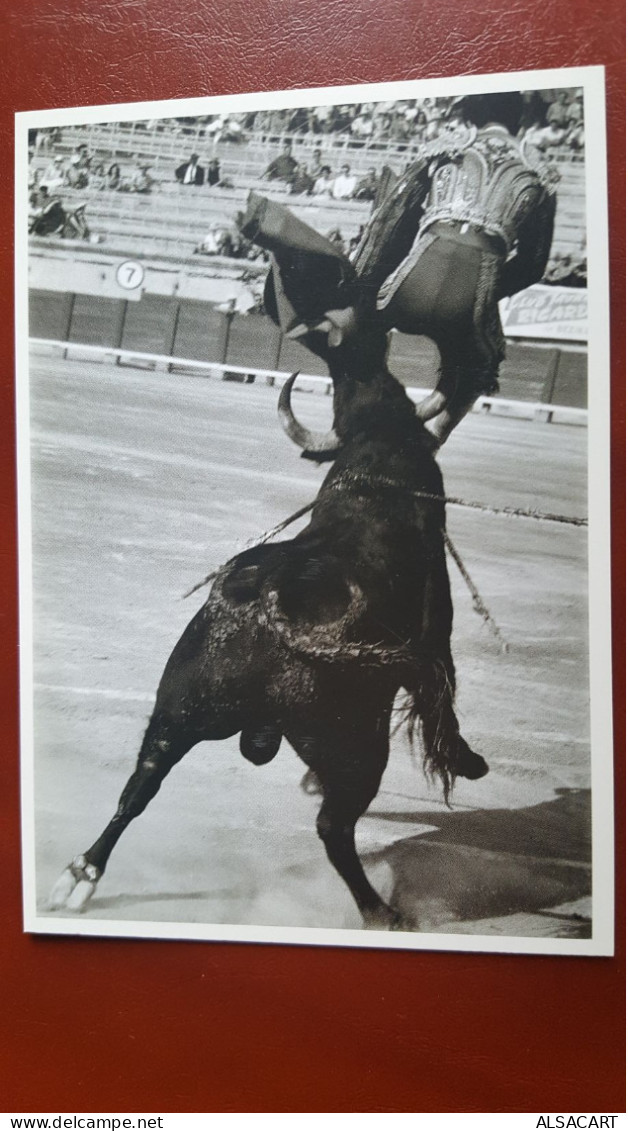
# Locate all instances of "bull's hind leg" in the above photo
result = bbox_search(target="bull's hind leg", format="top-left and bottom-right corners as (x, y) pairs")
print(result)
(49, 711), (196, 911)
(289, 718), (403, 930)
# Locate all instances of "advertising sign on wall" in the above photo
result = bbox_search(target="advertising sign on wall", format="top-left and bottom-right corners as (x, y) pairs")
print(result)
(501, 284), (588, 342)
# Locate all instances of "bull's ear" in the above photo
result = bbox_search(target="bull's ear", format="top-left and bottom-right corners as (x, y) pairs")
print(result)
(278, 373), (342, 458)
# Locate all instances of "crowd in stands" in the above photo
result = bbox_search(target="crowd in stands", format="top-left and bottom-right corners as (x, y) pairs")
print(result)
(165, 91), (584, 155)
(30, 143), (158, 195)
(27, 90), (586, 281)
(259, 141), (383, 200)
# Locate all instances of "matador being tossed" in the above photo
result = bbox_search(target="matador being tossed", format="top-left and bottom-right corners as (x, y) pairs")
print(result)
(240, 91), (558, 445)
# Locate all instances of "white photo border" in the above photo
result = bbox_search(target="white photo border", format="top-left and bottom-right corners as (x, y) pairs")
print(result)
(16, 64), (614, 956)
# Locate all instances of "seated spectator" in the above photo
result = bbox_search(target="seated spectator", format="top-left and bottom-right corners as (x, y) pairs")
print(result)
(389, 111), (411, 144)
(543, 250), (587, 287)
(106, 162), (122, 191)
(129, 163), (154, 193)
(308, 146), (324, 178)
(310, 105), (333, 134)
(89, 163), (107, 190)
(287, 108), (310, 134)
(66, 144), (91, 188)
(175, 153), (205, 186)
(328, 105), (354, 134)
(289, 163), (314, 195)
(546, 91), (570, 129)
(265, 109), (290, 138)
(194, 223), (240, 257)
(311, 165), (334, 196)
(262, 141), (297, 183)
(207, 158), (221, 186)
(40, 155), (66, 192)
(64, 202), (90, 240)
(524, 120), (566, 152)
(422, 97), (443, 140)
(350, 111), (374, 141)
(371, 112), (392, 142)
(325, 228), (346, 254)
(565, 93), (584, 151)
(352, 167), (379, 201)
(28, 186), (67, 236)
(209, 115), (246, 144)
(331, 163), (357, 200)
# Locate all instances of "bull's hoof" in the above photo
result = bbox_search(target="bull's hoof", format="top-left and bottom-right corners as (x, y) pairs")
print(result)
(363, 905), (409, 932)
(48, 856), (101, 912)
(300, 768), (322, 795)
(457, 738), (489, 780)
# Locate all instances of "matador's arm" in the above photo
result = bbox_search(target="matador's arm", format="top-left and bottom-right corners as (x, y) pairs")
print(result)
(498, 188), (557, 299)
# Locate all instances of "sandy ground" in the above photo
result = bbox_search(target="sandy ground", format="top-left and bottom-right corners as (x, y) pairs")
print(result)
(26, 351), (592, 942)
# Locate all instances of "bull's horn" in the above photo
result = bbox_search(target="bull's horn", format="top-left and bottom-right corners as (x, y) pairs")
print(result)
(415, 389), (447, 423)
(278, 372), (342, 460)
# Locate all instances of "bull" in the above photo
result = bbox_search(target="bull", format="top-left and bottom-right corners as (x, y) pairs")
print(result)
(50, 315), (488, 931)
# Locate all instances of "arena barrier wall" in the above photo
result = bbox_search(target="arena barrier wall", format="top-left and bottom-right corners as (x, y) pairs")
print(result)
(28, 286), (588, 414)
(28, 335), (587, 428)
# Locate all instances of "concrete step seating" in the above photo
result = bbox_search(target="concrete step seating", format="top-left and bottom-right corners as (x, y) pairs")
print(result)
(33, 122), (585, 261)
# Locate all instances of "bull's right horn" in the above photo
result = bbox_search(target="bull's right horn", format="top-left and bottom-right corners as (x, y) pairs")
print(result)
(278, 372), (342, 460)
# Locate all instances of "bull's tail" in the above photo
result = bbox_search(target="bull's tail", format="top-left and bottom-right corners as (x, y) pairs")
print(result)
(400, 659), (461, 806)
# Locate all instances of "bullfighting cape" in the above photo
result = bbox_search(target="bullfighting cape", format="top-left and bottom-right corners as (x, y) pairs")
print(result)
(239, 192), (356, 343)
(239, 156), (437, 344)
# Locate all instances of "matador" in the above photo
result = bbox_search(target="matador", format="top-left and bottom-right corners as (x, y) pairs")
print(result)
(240, 91), (557, 444)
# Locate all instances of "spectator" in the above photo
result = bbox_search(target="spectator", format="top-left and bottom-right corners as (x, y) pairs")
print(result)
(64, 201), (90, 240)
(352, 167), (379, 201)
(389, 110), (411, 145)
(544, 248), (587, 287)
(565, 93), (584, 151)
(129, 163), (154, 193)
(289, 162), (314, 195)
(28, 186), (66, 236)
(328, 105), (353, 134)
(40, 155), (66, 192)
(266, 109), (289, 138)
(194, 223), (240, 257)
(331, 163), (357, 200)
(310, 105), (333, 134)
(28, 166), (42, 192)
(66, 144), (91, 188)
(351, 111), (374, 141)
(175, 153), (205, 186)
(207, 158), (221, 186)
(262, 141), (298, 183)
(308, 146), (324, 178)
(106, 163), (122, 191)
(311, 165), (334, 196)
(546, 91), (570, 129)
(325, 228), (346, 254)
(524, 120), (566, 153)
(422, 98), (443, 140)
(89, 163), (107, 190)
(287, 108), (310, 134)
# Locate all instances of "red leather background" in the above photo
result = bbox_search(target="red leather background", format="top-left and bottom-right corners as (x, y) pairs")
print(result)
(1, 0), (624, 1113)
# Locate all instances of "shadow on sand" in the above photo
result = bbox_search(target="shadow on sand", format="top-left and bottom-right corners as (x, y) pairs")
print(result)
(365, 787), (592, 937)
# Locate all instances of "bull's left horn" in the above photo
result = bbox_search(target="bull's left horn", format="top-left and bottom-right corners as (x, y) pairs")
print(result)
(278, 372), (342, 460)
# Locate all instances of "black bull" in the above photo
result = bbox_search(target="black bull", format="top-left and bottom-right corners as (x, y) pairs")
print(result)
(50, 332), (488, 930)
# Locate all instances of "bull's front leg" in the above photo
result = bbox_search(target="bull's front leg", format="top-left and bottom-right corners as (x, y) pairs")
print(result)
(49, 711), (196, 911)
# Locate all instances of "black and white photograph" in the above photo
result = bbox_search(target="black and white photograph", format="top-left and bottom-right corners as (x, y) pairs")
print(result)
(16, 66), (613, 954)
